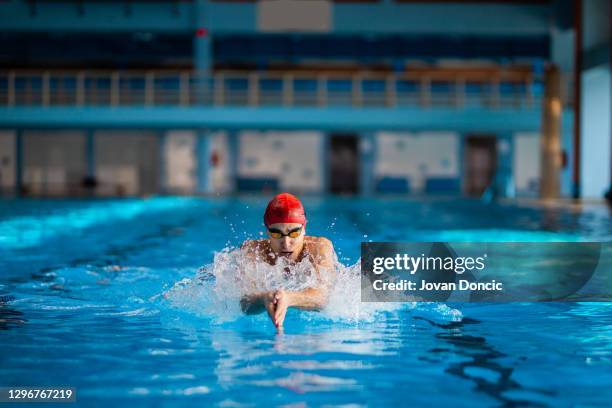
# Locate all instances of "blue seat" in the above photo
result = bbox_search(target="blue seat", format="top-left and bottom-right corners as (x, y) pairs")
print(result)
(376, 177), (410, 193)
(425, 177), (461, 194)
(236, 177), (279, 192)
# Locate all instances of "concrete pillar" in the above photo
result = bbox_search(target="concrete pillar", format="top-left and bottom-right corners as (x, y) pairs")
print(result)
(496, 133), (515, 198)
(550, 24), (575, 198)
(81, 129), (98, 196)
(360, 132), (376, 195)
(193, 0), (211, 105)
(540, 65), (563, 199)
(194, 0), (211, 74)
(227, 131), (239, 193)
(607, 1), (612, 204)
(0, 131), (16, 196)
(158, 131), (166, 194)
(85, 130), (95, 179)
(196, 130), (210, 194)
(15, 130), (22, 197)
(572, 0), (583, 198)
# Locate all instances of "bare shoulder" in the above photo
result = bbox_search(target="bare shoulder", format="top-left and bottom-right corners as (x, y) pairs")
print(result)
(304, 237), (336, 283)
(305, 236), (335, 257)
(240, 239), (258, 250)
(240, 239), (268, 255)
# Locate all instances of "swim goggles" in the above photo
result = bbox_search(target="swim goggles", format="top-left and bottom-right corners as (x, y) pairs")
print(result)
(268, 226), (303, 239)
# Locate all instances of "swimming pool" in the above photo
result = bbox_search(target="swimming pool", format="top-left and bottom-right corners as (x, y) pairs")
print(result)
(1, 196), (611, 406)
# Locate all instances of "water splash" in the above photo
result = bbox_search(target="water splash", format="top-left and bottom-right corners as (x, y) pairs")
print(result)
(163, 246), (462, 325)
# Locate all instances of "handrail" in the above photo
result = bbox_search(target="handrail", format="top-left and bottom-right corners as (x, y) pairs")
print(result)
(0, 69), (541, 82)
(0, 69), (568, 109)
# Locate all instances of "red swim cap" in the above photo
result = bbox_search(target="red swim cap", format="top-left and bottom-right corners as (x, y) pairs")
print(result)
(263, 192), (307, 226)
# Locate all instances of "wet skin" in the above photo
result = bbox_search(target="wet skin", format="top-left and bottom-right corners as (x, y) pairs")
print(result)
(239, 223), (336, 330)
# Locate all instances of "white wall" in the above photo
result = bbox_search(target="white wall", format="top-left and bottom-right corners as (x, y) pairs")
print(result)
(164, 130), (196, 193)
(513, 132), (541, 196)
(22, 130), (86, 196)
(162, 130), (232, 194)
(0, 130), (16, 192)
(375, 131), (459, 192)
(239, 131), (323, 192)
(94, 130), (159, 196)
(581, 66), (611, 199)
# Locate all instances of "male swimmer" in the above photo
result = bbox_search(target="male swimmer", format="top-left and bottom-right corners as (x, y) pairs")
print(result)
(239, 192), (336, 330)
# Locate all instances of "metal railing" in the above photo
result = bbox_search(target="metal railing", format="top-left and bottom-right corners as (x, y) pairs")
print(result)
(0, 70), (572, 109)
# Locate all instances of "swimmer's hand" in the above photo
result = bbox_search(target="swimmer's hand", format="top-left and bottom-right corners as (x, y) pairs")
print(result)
(273, 290), (290, 328)
(240, 291), (278, 324)
(273, 288), (329, 328)
(239, 290), (294, 329)
(242, 288), (328, 329)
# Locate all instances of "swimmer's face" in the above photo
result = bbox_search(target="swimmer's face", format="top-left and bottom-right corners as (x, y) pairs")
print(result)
(266, 222), (305, 260)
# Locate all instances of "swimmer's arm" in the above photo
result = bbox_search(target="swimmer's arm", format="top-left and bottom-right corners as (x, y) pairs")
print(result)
(272, 287), (327, 327)
(285, 287), (329, 311)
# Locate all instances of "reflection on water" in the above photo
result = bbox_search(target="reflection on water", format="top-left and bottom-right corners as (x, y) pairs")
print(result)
(211, 327), (396, 394)
(416, 316), (555, 407)
(0, 304), (26, 330)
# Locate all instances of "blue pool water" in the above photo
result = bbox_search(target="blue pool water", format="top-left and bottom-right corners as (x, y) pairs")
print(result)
(0, 196), (611, 406)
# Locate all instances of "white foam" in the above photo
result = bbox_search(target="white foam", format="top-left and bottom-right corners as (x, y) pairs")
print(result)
(163, 246), (461, 324)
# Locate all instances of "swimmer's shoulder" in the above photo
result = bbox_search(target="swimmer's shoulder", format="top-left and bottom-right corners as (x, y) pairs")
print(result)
(305, 236), (333, 246)
(240, 239), (269, 254)
(304, 236), (335, 255)
(304, 237), (336, 277)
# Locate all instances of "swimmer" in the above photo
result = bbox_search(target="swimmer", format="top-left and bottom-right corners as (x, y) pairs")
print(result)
(239, 192), (336, 330)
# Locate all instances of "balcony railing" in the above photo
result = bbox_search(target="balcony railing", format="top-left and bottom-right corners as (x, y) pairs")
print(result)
(0, 70), (572, 109)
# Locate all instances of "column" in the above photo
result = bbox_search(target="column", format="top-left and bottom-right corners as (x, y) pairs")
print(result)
(158, 131), (166, 194)
(15, 130), (22, 197)
(360, 132), (376, 196)
(196, 129), (211, 194)
(227, 130), (239, 193)
(496, 132), (515, 198)
(540, 65), (562, 199)
(194, 0), (212, 104)
(85, 130), (95, 180)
